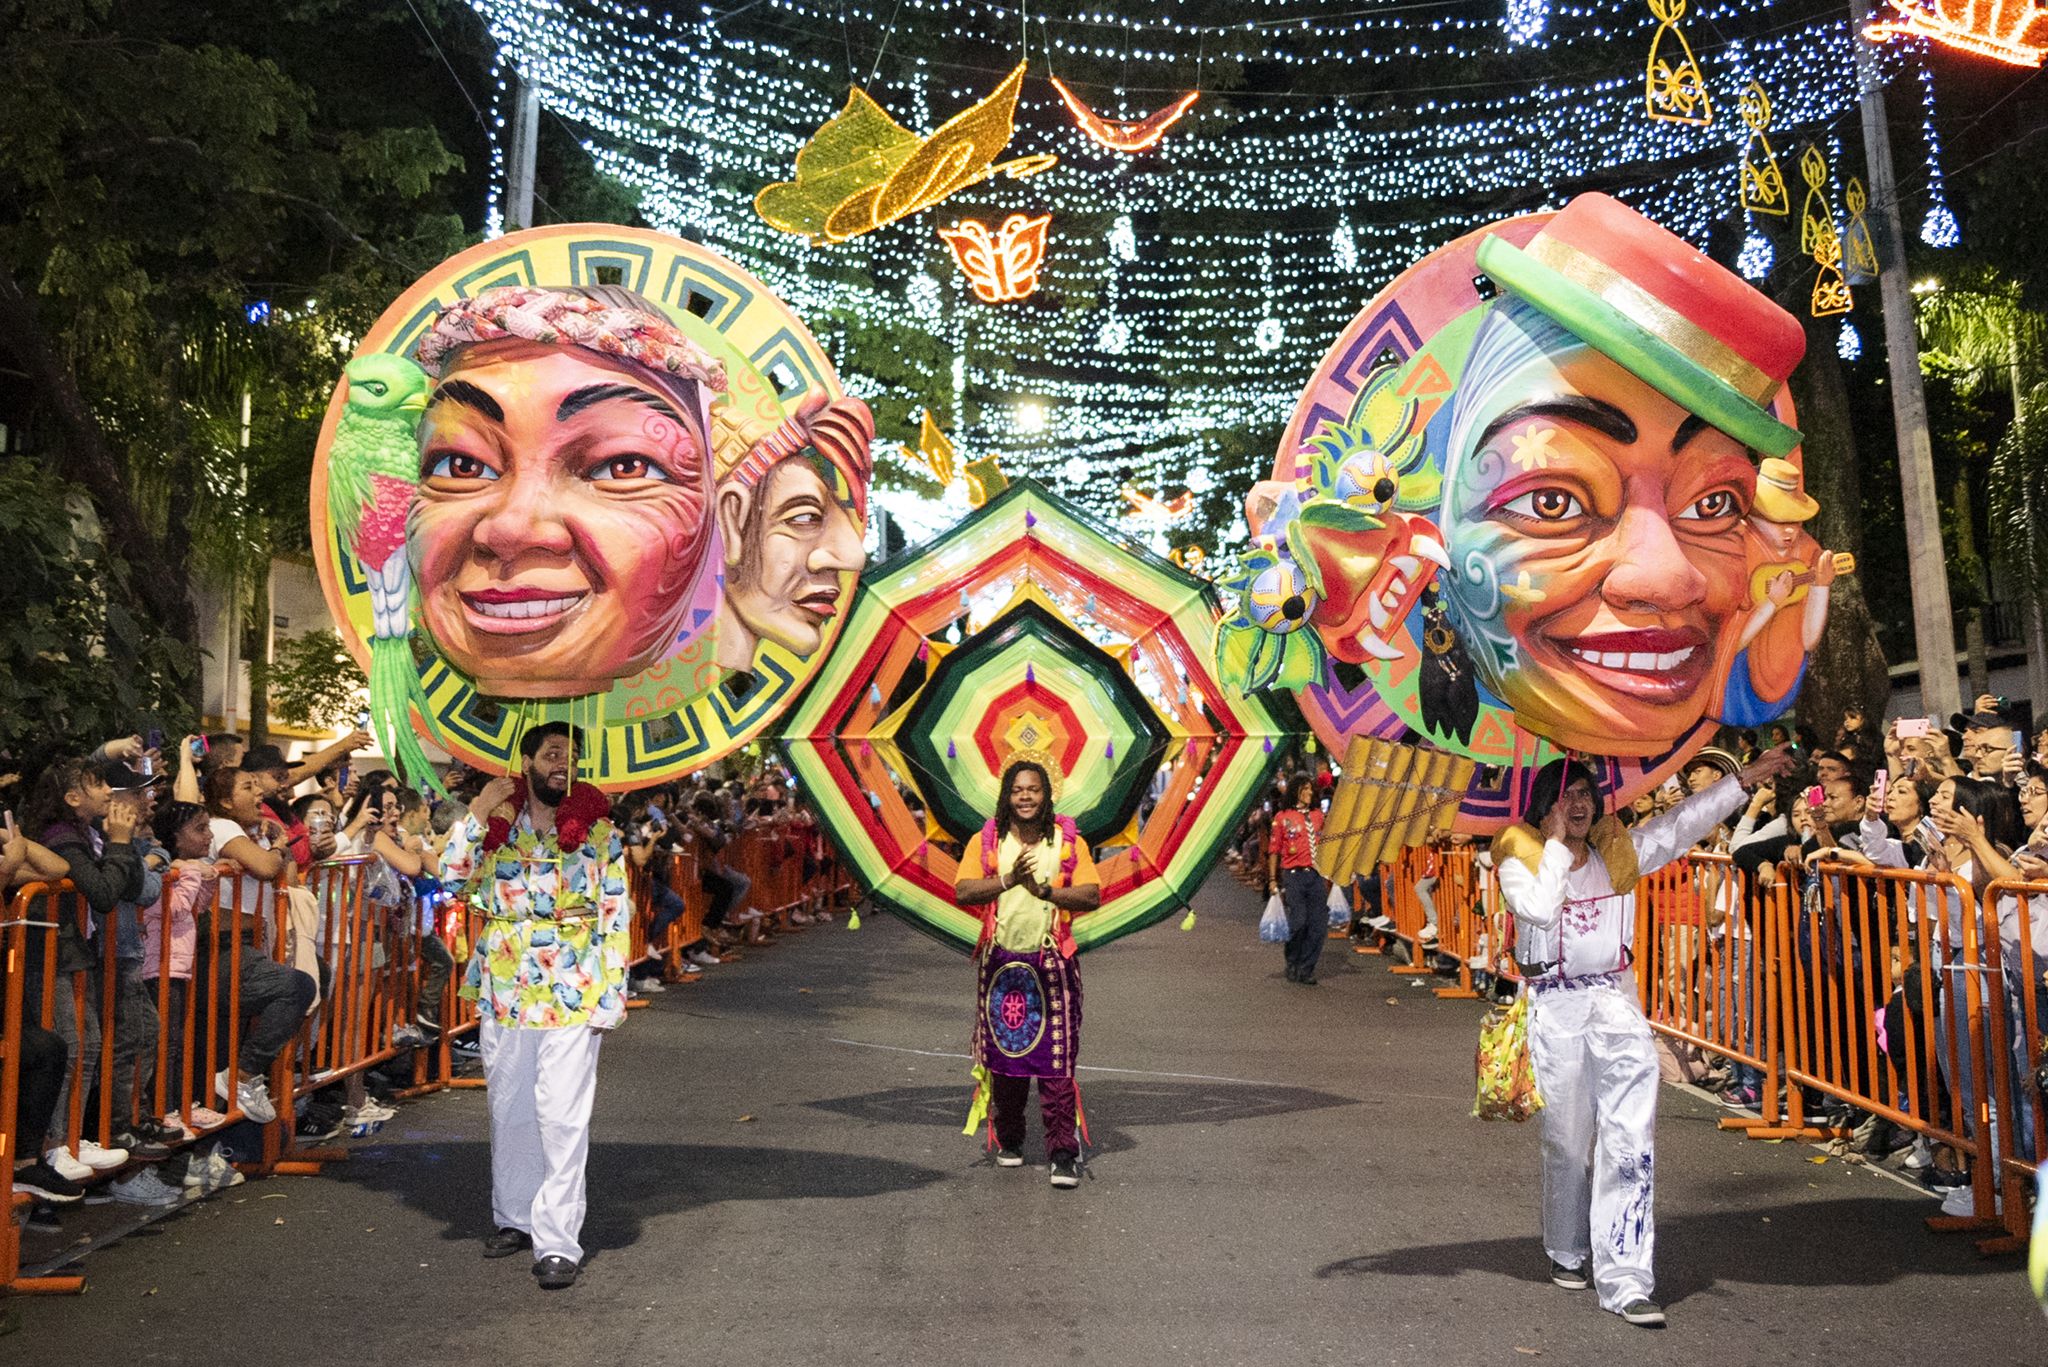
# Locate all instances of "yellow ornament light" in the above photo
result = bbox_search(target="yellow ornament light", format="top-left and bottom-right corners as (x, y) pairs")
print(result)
(1738, 83), (1789, 217)
(1644, 0), (1713, 126)
(754, 63), (1056, 245)
(1798, 144), (1834, 256)
(1842, 177), (1881, 279)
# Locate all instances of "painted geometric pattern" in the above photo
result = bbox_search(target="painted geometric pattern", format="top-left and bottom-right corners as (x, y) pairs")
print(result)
(781, 479), (1296, 954)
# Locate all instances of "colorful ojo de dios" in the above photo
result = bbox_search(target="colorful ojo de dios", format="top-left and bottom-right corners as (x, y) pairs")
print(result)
(782, 480), (1291, 953)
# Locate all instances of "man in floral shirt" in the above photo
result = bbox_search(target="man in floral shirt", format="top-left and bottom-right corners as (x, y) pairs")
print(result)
(440, 723), (626, 1291)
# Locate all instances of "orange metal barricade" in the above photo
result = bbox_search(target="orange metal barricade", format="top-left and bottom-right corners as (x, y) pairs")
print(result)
(1633, 853), (1795, 1134)
(2, 883), (87, 1294)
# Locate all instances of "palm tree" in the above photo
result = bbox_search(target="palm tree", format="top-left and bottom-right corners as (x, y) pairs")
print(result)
(1916, 269), (2048, 712)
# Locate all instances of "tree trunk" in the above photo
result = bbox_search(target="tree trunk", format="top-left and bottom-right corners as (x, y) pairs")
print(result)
(242, 569), (272, 748)
(1953, 473), (1991, 702)
(0, 267), (200, 655)
(1785, 312), (1893, 729)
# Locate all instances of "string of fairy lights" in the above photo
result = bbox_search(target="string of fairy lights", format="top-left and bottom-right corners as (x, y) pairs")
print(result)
(465, 0), (1959, 542)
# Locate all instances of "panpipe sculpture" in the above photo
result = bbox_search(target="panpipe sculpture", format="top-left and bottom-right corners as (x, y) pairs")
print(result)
(1315, 736), (1476, 882)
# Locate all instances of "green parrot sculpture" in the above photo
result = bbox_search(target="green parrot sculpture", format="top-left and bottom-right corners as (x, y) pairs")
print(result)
(328, 352), (445, 795)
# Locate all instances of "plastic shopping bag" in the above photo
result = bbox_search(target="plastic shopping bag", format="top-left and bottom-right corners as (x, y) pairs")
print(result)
(1258, 893), (1290, 944)
(1473, 991), (1544, 1122)
(1326, 882), (1353, 932)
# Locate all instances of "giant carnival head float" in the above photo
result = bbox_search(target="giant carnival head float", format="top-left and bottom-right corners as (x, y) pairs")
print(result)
(314, 227), (875, 792)
(1221, 193), (1844, 828)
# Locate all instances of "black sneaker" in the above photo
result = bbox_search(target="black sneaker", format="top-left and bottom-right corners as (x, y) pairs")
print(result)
(25, 1200), (63, 1233)
(1620, 1299), (1666, 1328)
(1296, 974), (1319, 986)
(1549, 1259), (1590, 1290)
(1049, 1156), (1081, 1188)
(113, 1129), (174, 1161)
(995, 1147), (1025, 1168)
(13, 1160), (87, 1205)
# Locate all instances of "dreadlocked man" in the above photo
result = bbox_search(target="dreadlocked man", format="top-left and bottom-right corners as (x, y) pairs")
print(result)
(955, 755), (1101, 1188)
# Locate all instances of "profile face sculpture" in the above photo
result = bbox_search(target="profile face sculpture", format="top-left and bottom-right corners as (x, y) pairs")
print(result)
(410, 335), (719, 698)
(715, 451), (866, 663)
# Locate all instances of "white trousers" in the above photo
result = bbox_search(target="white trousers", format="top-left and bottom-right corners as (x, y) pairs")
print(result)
(1526, 978), (1659, 1312)
(480, 1019), (604, 1263)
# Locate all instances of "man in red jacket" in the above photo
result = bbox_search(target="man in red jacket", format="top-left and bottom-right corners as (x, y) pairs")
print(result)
(1267, 778), (1328, 985)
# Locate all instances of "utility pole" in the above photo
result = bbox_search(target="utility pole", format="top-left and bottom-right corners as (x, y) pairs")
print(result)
(1847, 0), (1961, 719)
(507, 77), (541, 233)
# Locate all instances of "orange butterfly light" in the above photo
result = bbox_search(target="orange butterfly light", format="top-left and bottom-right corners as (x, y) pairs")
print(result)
(937, 213), (1053, 304)
(1863, 0), (2048, 67)
(1048, 77), (1199, 154)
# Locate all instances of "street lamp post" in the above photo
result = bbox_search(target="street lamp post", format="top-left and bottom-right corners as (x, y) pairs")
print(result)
(1848, 0), (1962, 719)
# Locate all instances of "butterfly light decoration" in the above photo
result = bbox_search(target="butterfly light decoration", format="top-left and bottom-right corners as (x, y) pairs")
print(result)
(937, 213), (1053, 304)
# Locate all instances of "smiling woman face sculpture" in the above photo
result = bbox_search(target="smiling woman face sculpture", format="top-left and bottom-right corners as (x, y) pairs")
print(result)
(1438, 298), (1759, 757)
(406, 286), (726, 699)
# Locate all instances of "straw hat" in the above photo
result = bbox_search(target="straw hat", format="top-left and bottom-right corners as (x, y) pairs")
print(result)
(1751, 457), (1819, 523)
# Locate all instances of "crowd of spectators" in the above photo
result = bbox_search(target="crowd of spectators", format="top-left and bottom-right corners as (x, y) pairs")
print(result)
(1227, 697), (2048, 1219)
(3, 725), (836, 1243)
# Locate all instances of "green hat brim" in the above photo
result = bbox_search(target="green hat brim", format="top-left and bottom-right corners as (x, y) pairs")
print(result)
(1475, 235), (1802, 459)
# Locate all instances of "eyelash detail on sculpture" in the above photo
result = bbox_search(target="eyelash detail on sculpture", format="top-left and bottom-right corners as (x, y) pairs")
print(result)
(585, 454), (673, 483)
(425, 450), (500, 481)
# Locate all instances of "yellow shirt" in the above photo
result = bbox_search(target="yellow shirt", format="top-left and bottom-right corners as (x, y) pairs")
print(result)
(958, 827), (1100, 953)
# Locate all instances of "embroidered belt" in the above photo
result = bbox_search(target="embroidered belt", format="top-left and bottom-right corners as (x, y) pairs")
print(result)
(1529, 969), (1627, 994)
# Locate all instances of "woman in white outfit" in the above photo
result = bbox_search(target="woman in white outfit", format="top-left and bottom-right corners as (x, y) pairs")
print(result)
(1493, 747), (1792, 1328)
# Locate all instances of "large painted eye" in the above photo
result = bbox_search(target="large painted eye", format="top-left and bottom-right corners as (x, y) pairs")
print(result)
(587, 455), (673, 484)
(425, 451), (498, 481)
(1499, 488), (1582, 521)
(1678, 489), (1741, 521)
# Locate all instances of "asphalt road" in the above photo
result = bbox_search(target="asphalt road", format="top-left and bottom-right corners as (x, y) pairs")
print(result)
(9, 871), (2041, 1366)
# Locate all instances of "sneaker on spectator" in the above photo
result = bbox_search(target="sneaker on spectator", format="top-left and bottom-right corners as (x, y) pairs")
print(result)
(13, 1160), (87, 1205)
(45, 1146), (94, 1183)
(200, 1150), (245, 1193)
(1717, 1084), (1761, 1110)
(630, 975), (666, 994)
(110, 1168), (186, 1208)
(113, 1128), (174, 1161)
(1365, 914), (1394, 931)
(297, 1111), (345, 1143)
(25, 1201), (62, 1234)
(74, 1139), (130, 1171)
(217, 1067), (278, 1125)
(390, 1022), (429, 1049)
(687, 949), (720, 968)
(1926, 1164), (1969, 1193)
(1940, 1185), (1980, 1217)
(678, 962), (702, 978)
(186, 1105), (230, 1130)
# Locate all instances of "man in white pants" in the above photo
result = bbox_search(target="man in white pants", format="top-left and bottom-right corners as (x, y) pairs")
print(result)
(1493, 746), (1790, 1328)
(441, 724), (629, 1291)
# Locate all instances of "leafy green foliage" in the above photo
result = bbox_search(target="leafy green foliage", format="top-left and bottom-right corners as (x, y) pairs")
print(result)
(268, 628), (368, 731)
(0, 460), (196, 773)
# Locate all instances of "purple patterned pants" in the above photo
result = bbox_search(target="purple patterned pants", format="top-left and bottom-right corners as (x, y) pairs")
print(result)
(991, 1073), (1079, 1162)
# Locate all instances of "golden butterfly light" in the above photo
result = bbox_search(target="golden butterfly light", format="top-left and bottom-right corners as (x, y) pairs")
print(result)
(1738, 82), (1789, 217)
(1842, 178), (1881, 280)
(938, 212), (1054, 304)
(1864, 0), (2048, 67)
(1048, 77), (1200, 154)
(755, 63), (1057, 245)
(1644, 0), (1713, 126)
